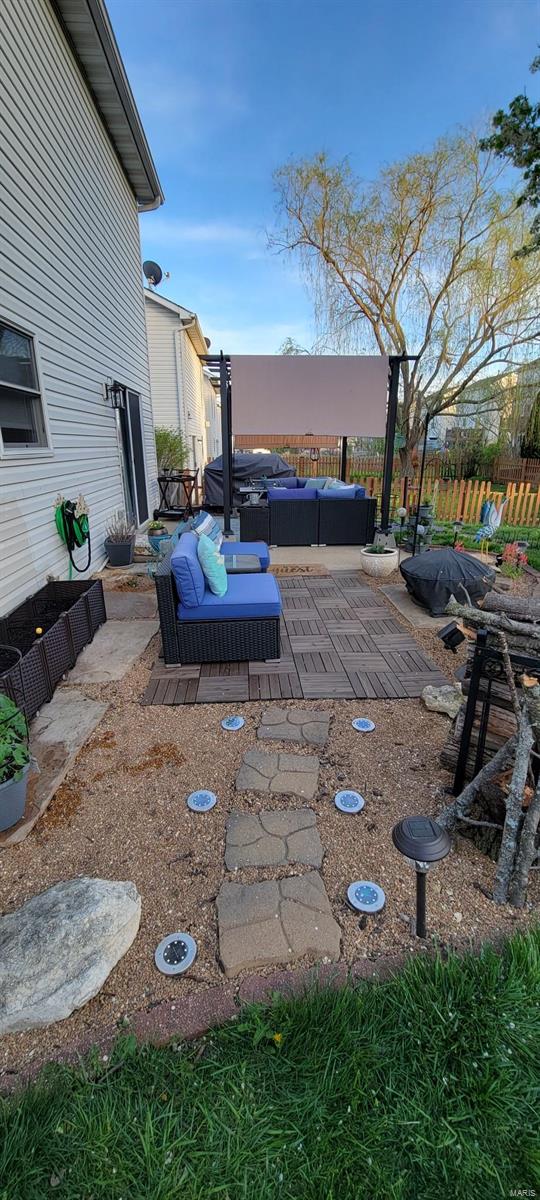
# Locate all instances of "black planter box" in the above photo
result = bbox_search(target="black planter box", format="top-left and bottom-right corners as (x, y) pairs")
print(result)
(0, 580), (106, 721)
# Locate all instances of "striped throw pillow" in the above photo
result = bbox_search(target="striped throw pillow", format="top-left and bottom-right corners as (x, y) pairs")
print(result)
(192, 510), (223, 550)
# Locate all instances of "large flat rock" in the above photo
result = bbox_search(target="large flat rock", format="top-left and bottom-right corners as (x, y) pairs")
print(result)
(225, 808), (322, 869)
(68, 619), (158, 682)
(217, 871), (340, 977)
(235, 749), (319, 799)
(257, 708), (330, 747)
(0, 877), (141, 1033)
(0, 689), (108, 848)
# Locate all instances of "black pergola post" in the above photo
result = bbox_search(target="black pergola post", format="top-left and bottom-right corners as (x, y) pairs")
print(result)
(380, 354), (419, 533)
(380, 357), (400, 532)
(339, 436), (348, 482)
(219, 352), (233, 536)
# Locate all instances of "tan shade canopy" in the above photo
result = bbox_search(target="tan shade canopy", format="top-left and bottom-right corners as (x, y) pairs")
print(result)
(229, 354), (389, 436)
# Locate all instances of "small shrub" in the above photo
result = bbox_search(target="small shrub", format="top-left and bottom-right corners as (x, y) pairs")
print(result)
(155, 426), (188, 472)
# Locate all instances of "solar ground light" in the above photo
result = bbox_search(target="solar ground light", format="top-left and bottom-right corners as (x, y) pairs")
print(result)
(392, 816), (451, 938)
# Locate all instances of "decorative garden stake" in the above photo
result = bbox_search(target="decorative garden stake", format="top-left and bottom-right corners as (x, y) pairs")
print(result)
(392, 816), (451, 938)
(221, 716), (245, 731)
(352, 718), (375, 733)
(335, 790), (365, 814)
(154, 933), (197, 976)
(186, 790), (217, 812)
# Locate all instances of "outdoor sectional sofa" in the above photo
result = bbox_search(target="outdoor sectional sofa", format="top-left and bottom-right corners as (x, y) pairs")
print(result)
(239, 478), (377, 547)
(155, 533), (281, 665)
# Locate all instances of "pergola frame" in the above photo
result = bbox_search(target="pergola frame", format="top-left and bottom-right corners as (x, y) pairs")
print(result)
(200, 352), (417, 536)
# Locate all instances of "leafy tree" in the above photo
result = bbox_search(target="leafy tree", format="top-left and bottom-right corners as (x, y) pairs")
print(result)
(272, 133), (540, 472)
(154, 426), (188, 472)
(480, 53), (540, 257)
(521, 392), (540, 458)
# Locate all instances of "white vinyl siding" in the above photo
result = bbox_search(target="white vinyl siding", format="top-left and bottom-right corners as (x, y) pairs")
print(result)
(145, 295), (209, 473)
(0, 0), (158, 615)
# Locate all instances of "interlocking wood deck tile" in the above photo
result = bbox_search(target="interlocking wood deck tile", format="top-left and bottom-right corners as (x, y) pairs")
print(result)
(299, 672), (355, 699)
(142, 571), (448, 705)
(196, 676), (250, 703)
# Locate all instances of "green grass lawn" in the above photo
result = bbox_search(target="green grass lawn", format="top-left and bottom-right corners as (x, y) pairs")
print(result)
(1, 932), (539, 1200)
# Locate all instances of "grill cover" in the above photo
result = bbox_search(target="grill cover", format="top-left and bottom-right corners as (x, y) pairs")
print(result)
(400, 548), (495, 615)
(204, 452), (295, 506)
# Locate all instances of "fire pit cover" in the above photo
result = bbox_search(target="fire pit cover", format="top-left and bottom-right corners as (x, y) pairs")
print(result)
(400, 548), (494, 616)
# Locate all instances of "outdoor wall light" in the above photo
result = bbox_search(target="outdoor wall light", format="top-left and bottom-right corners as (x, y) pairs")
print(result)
(437, 621), (466, 654)
(392, 816), (451, 938)
(106, 379), (125, 408)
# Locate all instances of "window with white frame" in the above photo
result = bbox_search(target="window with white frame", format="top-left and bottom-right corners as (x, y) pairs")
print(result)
(0, 321), (48, 450)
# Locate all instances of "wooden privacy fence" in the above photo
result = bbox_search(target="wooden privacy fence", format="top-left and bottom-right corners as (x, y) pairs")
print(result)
(283, 454), (540, 525)
(286, 452), (540, 485)
(360, 477), (540, 527)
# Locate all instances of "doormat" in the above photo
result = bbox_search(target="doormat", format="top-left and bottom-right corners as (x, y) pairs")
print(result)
(270, 564), (330, 577)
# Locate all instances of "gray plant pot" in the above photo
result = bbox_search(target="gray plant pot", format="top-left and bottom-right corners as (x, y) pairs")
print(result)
(104, 538), (135, 567)
(0, 762), (31, 831)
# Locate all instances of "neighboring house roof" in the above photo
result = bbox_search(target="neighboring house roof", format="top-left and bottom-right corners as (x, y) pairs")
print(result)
(144, 288), (209, 357)
(52, 0), (163, 209)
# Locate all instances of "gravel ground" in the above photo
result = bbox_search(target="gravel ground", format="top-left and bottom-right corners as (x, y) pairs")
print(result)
(0, 566), (538, 1079)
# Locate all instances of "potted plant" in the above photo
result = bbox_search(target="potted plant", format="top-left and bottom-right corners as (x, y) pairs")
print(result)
(147, 520), (169, 553)
(104, 510), (136, 567)
(360, 543), (399, 578)
(0, 694), (31, 831)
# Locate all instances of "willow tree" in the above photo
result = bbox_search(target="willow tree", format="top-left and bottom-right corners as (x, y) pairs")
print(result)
(272, 133), (540, 472)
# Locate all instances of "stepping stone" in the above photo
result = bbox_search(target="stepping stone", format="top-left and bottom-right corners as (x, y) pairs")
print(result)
(217, 871), (340, 977)
(225, 808), (322, 870)
(235, 749), (319, 800)
(257, 708), (330, 748)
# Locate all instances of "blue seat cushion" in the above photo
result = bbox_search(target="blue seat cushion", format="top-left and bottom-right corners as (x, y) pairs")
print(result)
(171, 532), (206, 607)
(268, 487), (317, 501)
(178, 573), (282, 621)
(355, 486), (366, 498)
(222, 540), (270, 570)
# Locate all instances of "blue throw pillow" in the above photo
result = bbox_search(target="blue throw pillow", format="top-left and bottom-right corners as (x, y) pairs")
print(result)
(193, 510), (223, 550)
(197, 534), (228, 597)
(317, 486), (356, 499)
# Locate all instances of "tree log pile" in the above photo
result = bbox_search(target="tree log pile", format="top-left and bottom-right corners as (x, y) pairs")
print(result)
(439, 591), (540, 906)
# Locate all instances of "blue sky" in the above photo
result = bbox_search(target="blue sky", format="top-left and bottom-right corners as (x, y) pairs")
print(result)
(108, 0), (539, 354)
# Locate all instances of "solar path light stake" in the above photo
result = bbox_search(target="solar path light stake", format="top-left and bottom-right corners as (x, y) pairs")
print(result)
(392, 817), (451, 939)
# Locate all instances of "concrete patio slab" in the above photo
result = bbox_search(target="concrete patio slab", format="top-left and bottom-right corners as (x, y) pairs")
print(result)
(67, 619), (158, 683)
(217, 871), (340, 977)
(257, 708), (330, 748)
(104, 591), (157, 620)
(0, 689), (108, 848)
(225, 808), (322, 870)
(380, 585), (450, 629)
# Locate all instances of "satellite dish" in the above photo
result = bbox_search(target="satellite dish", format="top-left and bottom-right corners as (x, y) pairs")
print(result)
(205, 337), (211, 348)
(143, 260), (163, 287)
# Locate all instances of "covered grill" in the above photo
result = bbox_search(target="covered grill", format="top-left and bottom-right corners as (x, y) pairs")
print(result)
(400, 548), (495, 616)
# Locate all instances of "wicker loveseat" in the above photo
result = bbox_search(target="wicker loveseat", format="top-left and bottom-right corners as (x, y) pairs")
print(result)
(155, 534), (281, 665)
(239, 479), (376, 547)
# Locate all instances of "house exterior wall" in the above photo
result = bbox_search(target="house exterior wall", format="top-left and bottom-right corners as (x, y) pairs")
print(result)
(204, 376), (222, 461)
(145, 294), (212, 475)
(0, 0), (158, 616)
